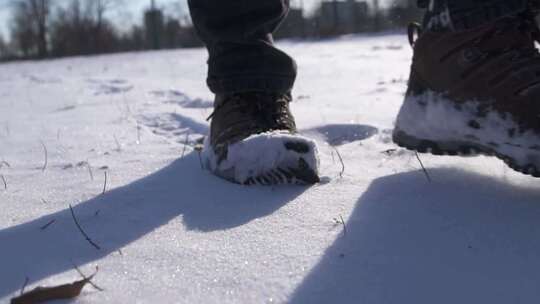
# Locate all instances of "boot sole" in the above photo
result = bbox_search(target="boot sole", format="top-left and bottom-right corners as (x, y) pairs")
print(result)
(393, 91), (540, 178)
(242, 157), (320, 186)
(393, 129), (540, 177)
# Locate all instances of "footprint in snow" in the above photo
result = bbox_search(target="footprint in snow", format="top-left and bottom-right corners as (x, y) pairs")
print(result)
(139, 112), (208, 144)
(303, 124), (378, 146)
(150, 89), (213, 109)
(87, 78), (133, 95)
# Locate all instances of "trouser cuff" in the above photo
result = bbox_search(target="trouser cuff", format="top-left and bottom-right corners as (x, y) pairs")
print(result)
(207, 75), (296, 94)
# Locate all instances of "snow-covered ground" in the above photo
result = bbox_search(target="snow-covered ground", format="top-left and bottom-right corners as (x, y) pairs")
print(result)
(2, 33), (540, 304)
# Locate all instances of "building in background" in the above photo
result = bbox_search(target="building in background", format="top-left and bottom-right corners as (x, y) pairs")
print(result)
(275, 8), (306, 39)
(318, 0), (369, 35)
(144, 4), (164, 50)
(386, 0), (423, 28)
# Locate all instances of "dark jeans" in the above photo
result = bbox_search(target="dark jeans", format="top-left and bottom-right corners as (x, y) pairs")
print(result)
(188, 0), (295, 94)
(189, 0), (529, 95)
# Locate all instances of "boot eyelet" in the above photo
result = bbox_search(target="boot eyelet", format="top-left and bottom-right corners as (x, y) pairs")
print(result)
(508, 50), (521, 61)
(463, 47), (484, 63)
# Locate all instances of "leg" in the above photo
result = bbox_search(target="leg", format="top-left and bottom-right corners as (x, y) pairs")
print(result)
(394, 0), (540, 177)
(188, 0), (296, 94)
(188, 1), (319, 185)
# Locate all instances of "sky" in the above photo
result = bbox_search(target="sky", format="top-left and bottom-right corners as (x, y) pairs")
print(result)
(0, 0), (392, 41)
(0, 0), (188, 39)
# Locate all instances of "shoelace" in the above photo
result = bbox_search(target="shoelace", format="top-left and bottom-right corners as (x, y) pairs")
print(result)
(207, 92), (294, 131)
(478, 14), (540, 95)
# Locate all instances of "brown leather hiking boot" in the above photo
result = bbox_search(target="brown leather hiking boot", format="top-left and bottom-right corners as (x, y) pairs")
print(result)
(202, 92), (320, 185)
(394, 12), (540, 177)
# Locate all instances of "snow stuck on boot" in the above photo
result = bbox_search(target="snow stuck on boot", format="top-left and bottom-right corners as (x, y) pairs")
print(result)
(202, 131), (320, 185)
(394, 91), (540, 174)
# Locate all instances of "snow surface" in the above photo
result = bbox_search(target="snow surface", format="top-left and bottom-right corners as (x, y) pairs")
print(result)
(1, 33), (540, 304)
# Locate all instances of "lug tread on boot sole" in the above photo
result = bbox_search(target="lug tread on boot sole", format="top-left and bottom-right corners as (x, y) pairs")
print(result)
(393, 130), (540, 178)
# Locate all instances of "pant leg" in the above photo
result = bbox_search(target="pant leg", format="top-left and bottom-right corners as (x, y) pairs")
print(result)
(419, 0), (529, 31)
(188, 0), (296, 94)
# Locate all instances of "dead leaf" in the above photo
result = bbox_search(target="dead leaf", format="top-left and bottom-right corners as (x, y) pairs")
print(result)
(11, 275), (94, 304)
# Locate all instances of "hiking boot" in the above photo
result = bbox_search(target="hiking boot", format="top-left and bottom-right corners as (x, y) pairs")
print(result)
(202, 92), (320, 185)
(393, 12), (540, 177)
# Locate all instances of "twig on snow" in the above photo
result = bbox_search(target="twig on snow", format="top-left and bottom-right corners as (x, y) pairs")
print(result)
(381, 148), (397, 156)
(1, 175), (6, 190)
(415, 152), (432, 182)
(136, 122), (141, 144)
(102, 171), (108, 195)
(113, 135), (122, 151)
(333, 216), (347, 237)
(181, 132), (190, 158)
(332, 146), (345, 178)
(40, 141), (48, 172)
(0, 160), (10, 169)
(4, 122), (10, 137)
(340, 215), (347, 236)
(19, 277), (29, 295)
(195, 144), (204, 170)
(69, 204), (101, 250)
(197, 152), (203, 170)
(85, 162), (94, 181)
(72, 264), (104, 291)
(40, 219), (56, 231)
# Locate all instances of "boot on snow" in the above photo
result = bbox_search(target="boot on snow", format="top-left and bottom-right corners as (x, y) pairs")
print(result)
(203, 91), (320, 185)
(394, 10), (540, 177)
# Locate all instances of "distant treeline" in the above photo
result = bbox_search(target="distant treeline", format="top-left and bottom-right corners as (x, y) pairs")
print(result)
(0, 0), (422, 62)
(276, 0), (422, 39)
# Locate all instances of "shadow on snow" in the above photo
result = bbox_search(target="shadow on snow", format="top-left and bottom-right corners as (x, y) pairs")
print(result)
(302, 124), (378, 146)
(291, 168), (540, 304)
(0, 153), (307, 299)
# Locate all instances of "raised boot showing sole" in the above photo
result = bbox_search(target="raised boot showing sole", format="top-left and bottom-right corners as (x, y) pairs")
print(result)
(394, 14), (540, 177)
